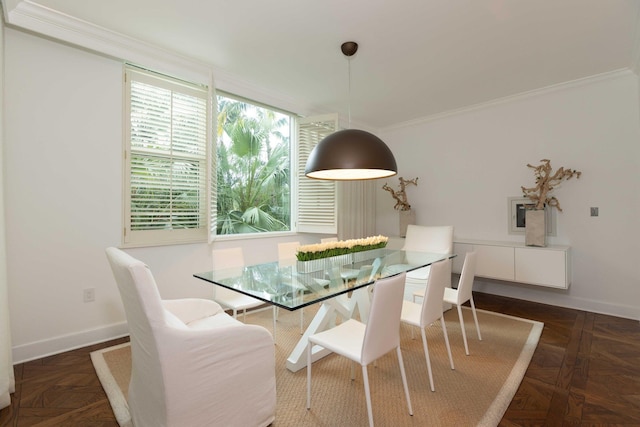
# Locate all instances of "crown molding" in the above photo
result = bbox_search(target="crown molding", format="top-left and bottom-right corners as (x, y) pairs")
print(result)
(4, 0), (211, 84)
(4, 0), (315, 116)
(212, 67), (313, 118)
(383, 68), (635, 131)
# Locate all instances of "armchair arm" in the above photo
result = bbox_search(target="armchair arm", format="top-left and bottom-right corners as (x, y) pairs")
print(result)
(161, 298), (224, 325)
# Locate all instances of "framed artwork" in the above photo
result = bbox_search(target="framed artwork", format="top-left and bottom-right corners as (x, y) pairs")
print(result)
(508, 197), (556, 236)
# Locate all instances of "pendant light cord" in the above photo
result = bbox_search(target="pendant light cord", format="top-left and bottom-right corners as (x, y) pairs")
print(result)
(347, 55), (352, 129)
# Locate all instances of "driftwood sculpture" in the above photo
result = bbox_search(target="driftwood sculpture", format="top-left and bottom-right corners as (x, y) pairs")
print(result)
(521, 159), (581, 211)
(382, 177), (418, 211)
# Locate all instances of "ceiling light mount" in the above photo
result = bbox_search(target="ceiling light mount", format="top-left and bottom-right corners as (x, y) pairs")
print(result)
(341, 41), (358, 57)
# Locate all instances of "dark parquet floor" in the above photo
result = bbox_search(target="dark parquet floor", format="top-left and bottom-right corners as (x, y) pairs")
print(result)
(1, 292), (639, 426)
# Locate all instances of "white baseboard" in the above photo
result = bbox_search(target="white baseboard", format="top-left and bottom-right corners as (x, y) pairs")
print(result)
(12, 321), (129, 364)
(474, 280), (639, 321)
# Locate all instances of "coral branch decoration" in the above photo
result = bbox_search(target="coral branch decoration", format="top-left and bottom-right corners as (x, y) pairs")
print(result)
(521, 159), (581, 212)
(382, 177), (418, 211)
(296, 235), (388, 261)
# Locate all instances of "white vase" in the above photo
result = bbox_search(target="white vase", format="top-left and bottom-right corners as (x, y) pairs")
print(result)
(525, 209), (546, 247)
(399, 209), (415, 237)
(296, 254), (350, 274)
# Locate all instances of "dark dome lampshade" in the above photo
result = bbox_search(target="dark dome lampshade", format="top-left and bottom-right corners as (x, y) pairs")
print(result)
(304, 129), (398, 180)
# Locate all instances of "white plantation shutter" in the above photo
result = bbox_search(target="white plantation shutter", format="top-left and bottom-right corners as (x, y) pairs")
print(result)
(297, 114), (338, 233)
(208, 77), (217, 243)
(124, 67), (209, 246)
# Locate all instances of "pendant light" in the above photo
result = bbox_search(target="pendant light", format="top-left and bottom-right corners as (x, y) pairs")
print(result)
(304, 42), (398, 180)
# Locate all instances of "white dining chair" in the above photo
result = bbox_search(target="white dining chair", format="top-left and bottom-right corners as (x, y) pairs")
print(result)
(364, 257), (383, 298)
(278, 241), (305, 333)
(278, 241), (300, 260)
(306, 272), (413, 427)
(443, 251), (481, 355)
(400, 259), (455, 392)
(212, 247), (278, 340)
(403, 224), (454, 302)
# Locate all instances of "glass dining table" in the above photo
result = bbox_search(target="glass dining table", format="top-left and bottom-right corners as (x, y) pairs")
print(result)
(194, 248), (454, 372)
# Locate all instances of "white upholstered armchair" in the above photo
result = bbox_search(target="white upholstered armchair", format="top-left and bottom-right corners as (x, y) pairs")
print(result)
(105, 247), (276, 427)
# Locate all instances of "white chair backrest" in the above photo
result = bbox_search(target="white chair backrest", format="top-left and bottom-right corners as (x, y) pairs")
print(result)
(278, 241), (300, 260)
(355, 264), (374, 283)
(456, 251), (477, 303)
(327, 263), (343, 288)
(212, 247), (245, 269)
(365, 258), (384, 295)
(403, 225), (454, 254)
(105, 247), (166, 421)
(106, 247), (165, 336)
(370, 257), (383, 279)
(420, 260), (450, 327)
(361, 272), (406, 365)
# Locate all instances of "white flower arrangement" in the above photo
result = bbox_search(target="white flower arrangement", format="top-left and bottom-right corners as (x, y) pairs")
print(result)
(296, 235), (389, 261)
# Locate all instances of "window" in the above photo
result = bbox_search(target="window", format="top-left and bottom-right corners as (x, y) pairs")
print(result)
(215, 93), (292, 236)
(123, 65), (336, 245)
(124, 67), (209, 246)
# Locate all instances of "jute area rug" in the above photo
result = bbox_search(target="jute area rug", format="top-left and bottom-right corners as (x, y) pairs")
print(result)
(91, 305), (542, 427)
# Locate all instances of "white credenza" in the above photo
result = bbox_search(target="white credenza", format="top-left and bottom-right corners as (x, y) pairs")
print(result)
(453, 239), (571, 289)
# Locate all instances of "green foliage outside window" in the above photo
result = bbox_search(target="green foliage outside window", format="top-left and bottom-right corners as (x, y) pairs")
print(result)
(216, 95), (292, 235)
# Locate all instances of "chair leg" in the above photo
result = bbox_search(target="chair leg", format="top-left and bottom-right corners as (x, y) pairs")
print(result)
(272, 306), (277, 342)
(396, 346), (413, 416)
(420, 328), (435, 392)
(412, 289), (424, 303)
(361, 365), (375, 427)
(470, 297), (482, 341)
(306, 341), (312, 409)
(457, 304), (470, 355)
(440, 317), (455, 370)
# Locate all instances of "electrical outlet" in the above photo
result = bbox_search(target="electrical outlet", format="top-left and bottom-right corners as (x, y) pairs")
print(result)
(83, 288), (95, 303)
(590, 207), (599, 217)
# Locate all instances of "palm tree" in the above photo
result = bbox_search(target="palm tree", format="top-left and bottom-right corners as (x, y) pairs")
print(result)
(216, 96), (291, 234)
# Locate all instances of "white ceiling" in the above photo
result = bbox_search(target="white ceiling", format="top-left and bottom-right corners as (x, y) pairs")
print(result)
(5, 0), (640, 129)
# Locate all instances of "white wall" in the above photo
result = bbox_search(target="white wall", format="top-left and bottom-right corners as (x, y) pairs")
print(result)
(377, 71), (640, 320)
(3, 29), (323, 363)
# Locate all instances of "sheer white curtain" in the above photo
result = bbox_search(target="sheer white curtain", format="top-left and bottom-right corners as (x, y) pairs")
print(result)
(337, 181), (376, 240)
(0, 17), (15, 410)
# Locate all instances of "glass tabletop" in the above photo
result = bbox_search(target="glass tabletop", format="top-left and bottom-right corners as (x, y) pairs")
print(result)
(194, 248), (454, 311)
